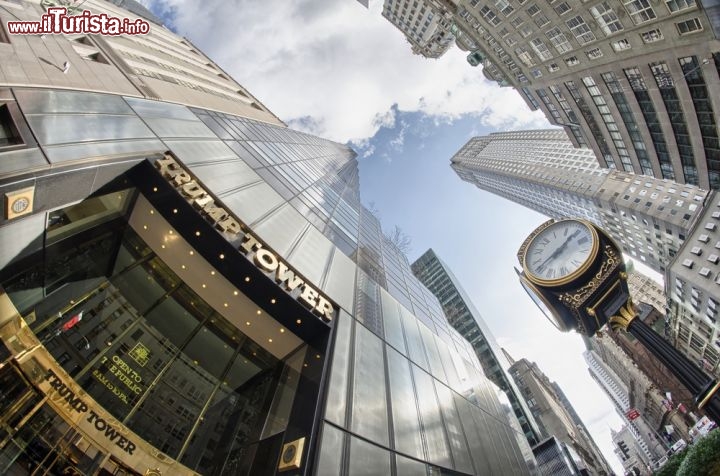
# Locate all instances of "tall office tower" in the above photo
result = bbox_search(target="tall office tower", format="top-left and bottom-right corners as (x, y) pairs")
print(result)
(626, 261), (667, 314)
(411, 249), (543, 446)
(612, 425), (650, 476)
(584, 350), (665, 467)
(586, 332), (693, 442)
(451, 129), (710, 274)
(387, 0), (720, 189)
(507, 357), (614, 475)
(549, 381), (612, 471)
(667, 190), (720, 380)
(531, 436), (588, 476)
(0, 2), (534, 475)
(381, 0), (456, 58)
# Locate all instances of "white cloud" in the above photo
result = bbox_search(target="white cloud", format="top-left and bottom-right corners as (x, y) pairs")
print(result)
(389, 120), (408, 151)
(144, 0), (548, 143)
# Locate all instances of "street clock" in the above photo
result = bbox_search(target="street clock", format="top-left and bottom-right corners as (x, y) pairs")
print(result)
(516, 219), (624, 336)
(516, 218), (720, 422)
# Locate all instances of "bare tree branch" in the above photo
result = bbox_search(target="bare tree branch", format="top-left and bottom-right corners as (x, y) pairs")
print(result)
(388, 225), (412, 254)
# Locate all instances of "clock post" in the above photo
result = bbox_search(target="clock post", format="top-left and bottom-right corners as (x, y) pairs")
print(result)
(517, 219), (720, 422)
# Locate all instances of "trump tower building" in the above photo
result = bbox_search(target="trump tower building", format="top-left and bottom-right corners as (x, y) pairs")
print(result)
(0, 1), (533, 475)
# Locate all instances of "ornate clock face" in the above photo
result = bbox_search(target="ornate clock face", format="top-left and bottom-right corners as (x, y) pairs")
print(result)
(524, 220), (597, 285)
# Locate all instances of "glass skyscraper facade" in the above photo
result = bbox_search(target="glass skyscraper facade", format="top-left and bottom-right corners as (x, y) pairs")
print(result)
(0, 2), (534, 475)
(411, 249), (542, 447)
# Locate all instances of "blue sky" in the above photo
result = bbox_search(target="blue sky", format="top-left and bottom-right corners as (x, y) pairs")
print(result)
(356, 108), (625, 464)
(142, 0), (626, 472)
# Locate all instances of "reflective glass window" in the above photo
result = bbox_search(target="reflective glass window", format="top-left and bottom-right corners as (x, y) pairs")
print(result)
(387, 346), (425, 460)
(412, 364), (451, 468)
(350, 324), (389, 445)
(347, 434), (391, 476)
(316, 423), (345, 476)
(325, 311), (352, 426)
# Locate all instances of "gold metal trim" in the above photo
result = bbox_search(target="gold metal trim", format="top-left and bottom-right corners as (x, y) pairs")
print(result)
(517, 219), (555, 262)
(698, 380), (720, 410)
(587, 281), (621, 317)
(608, 299), (637, 332)
(522, 219), (600, 288)
(278, 437), (305, 471)
(5, 186), (35, 220)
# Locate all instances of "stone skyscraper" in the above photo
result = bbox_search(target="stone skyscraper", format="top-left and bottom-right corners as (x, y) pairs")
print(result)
(385, 0), (720, 189)
(451, 129), (708, 274)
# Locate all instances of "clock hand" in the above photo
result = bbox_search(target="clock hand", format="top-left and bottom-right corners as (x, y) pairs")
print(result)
(538, 229), (581, 269)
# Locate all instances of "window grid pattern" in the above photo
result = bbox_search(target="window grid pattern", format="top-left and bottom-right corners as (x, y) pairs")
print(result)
(536, 89), (563, 123)
(582, 76), (633, 172)
(601, 72), (654, 176)
(565, 80), (615, 168)
(549, 85), (588, 147)
(530, 38), (554, 61)
(566, 15), (597, 45)
(650, 62), (699, 185)
(590, 2), (624, 36)
(546, 27), (573, 54)
(679, 56), (720, 188)
(623, 67), (675, 180)
(623, 0), (657, 25)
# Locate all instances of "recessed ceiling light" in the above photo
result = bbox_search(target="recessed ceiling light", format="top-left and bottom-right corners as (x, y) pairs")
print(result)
(280, 328), (285, 333)
(152, 187), (157, 192)
(143, 225), (148, 230)
(315, 354), (321, 359)
(244, 277), (250, 282)
(219, 254), (225, 259)
(181, 265), (186, 270)
(256, 310), (261, 315)
(189, 251), (194, 255)
(223, 303), (228, 308)
(173, 209), (177, 214)
(202, 284), (206, 288)
(210, 271), (215, 276)
(169, 230), (173, 235)
(150, 209), (154, 214)
(303, 363), (308, 368)
(271, 299), (276, 304)
(245, 321), (251, 326)
(296, 319), (302, 325)
(268, 338), (273, 343)
(233, 290), (238, 296)
(195, 231), (201, 236)
(161, 245), (166, 249)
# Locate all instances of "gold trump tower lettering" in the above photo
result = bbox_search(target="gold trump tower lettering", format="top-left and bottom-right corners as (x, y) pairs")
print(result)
(155, 155), (336, 322)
